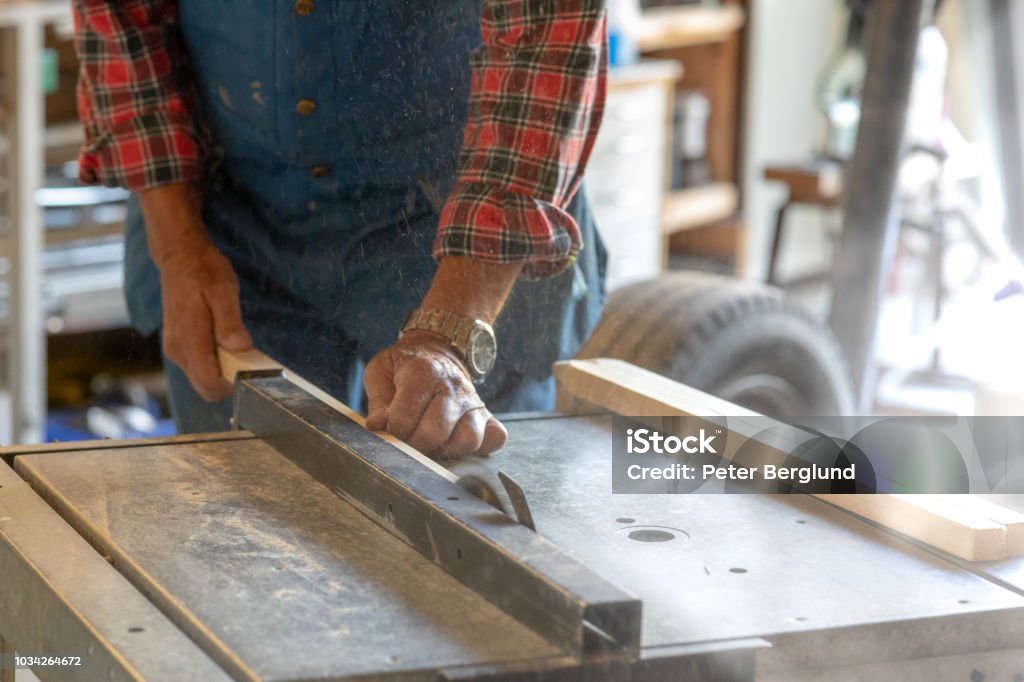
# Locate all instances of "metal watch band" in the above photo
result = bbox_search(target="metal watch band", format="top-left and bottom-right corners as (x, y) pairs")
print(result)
(397, 307), (497, 382)
(401, 308), (475, 352)
(400, 307), (497, 381)
(401, 306), (496, 375)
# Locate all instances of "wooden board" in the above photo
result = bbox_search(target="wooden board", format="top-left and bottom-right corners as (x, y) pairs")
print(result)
(217, 347), (458, 483)
(553, 356), (759, 419)
(662, 183), (739, 235)
(815, 494), (1006, 563)
(637, 4), (745, 51)
(945, 495), (1024, 557)
(553, 358), (1022, 562)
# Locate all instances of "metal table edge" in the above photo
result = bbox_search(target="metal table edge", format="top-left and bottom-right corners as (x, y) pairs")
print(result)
(1, 432), (254, 467)
(0, 460), (234, 681)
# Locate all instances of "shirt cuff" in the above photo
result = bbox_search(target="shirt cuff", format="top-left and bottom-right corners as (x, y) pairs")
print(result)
(434, 181), (582, 280)
(78, 111), (203, 192)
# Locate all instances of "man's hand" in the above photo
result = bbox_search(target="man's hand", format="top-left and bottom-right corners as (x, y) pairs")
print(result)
(364, 330), (507, 459)
(363, 256), (523, 459)
(139, 184), (252, 402)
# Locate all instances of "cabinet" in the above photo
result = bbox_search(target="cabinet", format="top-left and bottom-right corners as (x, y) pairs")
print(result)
(586, 60), (680, 291)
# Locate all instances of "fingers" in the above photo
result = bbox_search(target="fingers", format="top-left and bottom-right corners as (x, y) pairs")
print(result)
(185, 326), (233, 402)
(479, 416), (508, 455)
(385, 385), (437, 442)
(419, 408), (505, 459)
(364, 353), (397, 431)
(205, 276), (252, 350)
(407, 393), (472, 456)
(434, 408), (488, 460)
(164, 302), (233, 403)
(384, 355), (446, 441)
(162, 253), (248, 404)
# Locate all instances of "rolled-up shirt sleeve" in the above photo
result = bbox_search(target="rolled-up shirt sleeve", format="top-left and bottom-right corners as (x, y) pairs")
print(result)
(435, 0), (608, 279)
(72, 0), (202, 191)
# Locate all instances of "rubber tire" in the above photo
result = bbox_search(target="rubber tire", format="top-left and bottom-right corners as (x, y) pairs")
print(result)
(575, 272), (855, 416)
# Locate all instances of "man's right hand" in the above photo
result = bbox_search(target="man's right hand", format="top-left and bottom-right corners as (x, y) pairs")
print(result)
(139, 184), (252, 402)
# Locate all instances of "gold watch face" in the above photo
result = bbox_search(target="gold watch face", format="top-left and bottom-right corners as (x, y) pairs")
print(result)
(467, 325), (497, 378)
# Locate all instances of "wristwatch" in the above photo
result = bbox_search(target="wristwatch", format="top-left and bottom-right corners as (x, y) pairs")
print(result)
(400, 307), (497, 382)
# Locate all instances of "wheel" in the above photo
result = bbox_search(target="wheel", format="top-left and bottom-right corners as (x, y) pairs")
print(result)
(574, 272), (855, 416)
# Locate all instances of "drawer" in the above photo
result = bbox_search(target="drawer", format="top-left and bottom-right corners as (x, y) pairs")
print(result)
(591, 128), (663, 163)
(587, 145), (664, 205)
(591, 208), (661, 293)
(592, 208), (660, 250)
(602, 83), (667, 127)
(603, 224), (662, 291)
(587, 178), (662, 215)
(587, 93), (669, 213)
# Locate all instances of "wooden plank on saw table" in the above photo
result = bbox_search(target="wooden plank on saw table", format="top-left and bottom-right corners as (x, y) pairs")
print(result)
(553, 358), (1010, 562)
(553, 357), (760, 418)
(815, 494), (1006, 562)
(943, 495), (1024, 558)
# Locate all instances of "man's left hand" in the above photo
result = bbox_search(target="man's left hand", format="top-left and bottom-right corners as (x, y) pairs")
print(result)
(364, 330), (507, 459)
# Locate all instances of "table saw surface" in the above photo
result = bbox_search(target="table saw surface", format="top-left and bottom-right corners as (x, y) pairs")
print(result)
(4, 413), (1024, 681)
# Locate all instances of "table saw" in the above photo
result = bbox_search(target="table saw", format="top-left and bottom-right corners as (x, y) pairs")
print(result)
(3, 364), (1024, 682)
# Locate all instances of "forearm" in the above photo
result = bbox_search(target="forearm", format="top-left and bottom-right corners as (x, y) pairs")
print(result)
(137, 183), (210, 270)
(420, 257), (523, 324)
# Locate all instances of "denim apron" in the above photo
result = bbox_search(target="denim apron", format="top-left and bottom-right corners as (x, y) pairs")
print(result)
(123, 0), (606, 432)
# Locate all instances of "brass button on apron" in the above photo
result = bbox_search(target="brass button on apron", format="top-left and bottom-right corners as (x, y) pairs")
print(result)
(296, 99), (318, 116)
(311, 165), (330, 177)
(294, 0), (315, 16)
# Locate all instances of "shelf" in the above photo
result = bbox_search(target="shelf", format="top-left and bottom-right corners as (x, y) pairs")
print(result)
(44, 121), (83, 150)
(637, 4), (746, 52)
(607, 59), (683, 89)
(0, 0), (71, 28)
(0, 122), (82, 158)
(662, 182), (739, 234)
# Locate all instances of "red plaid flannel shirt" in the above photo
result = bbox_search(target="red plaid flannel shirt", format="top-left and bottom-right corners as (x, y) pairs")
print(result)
(73, 1), (607, 278)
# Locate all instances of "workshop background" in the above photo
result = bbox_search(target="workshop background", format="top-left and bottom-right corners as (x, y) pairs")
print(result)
(0, 0), (1022, 446)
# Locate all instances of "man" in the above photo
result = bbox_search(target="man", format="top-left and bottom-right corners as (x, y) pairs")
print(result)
(73, 0), (607, 458)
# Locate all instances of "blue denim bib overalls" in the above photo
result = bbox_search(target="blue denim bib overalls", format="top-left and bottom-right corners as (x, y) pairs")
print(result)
(123, 0), (606, 431)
